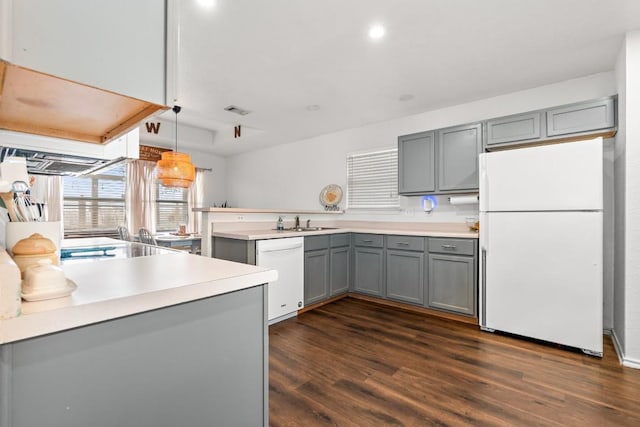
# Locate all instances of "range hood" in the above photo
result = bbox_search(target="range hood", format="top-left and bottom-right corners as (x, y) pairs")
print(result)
(0, 59), (168, 144)
(0, 128), (140, 176)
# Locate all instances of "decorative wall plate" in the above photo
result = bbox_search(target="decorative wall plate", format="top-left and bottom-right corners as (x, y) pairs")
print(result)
(319, 184), (343, 210)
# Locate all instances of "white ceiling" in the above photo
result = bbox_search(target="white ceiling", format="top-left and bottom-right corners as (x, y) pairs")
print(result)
(166, 0), (640, 157)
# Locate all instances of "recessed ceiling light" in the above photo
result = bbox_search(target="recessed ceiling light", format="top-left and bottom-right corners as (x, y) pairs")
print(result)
(306, 105), (320, 111)
(398, 94), (414, 102)
(368, 24), (385, 40)
(196, 0), (216, 10)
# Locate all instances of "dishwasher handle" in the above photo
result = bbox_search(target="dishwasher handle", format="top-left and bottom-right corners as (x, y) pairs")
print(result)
(257, 238), (304, 254)
(259, 243), (303, 253)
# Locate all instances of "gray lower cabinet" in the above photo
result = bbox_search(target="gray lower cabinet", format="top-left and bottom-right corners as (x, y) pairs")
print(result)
(353, 247), (385, 296)
(212, 237), (256, 265)
(386, 249), (424, 305)
(304, 234), (350, 305)
(427, 238), (477, 316)
(352, 234), (385, 297)
(0, 286), (269, 427)
(330, 245), (350, 296)
(385, 235), (425, 305)
(304, 248), (330, 305)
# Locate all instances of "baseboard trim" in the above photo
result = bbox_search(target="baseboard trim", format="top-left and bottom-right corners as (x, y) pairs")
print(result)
(298, 293), (348, 314)
(610, 329), (640, 369)
(347, 293), (479, 325)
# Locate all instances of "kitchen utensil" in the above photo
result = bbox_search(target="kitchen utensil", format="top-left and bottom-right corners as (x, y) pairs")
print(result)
(11, 181), (34, 222)
(0, 191), (18, 222)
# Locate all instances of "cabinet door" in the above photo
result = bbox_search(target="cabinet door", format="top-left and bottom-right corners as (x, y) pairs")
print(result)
(428, 254), (476, 316)
(10, 0), (166, 104)
(546, 97), (615, 137)
(398, 131), (436, 194)
(304, 249), (330, 305)
(437, 123), (482, 192)
(353, 247), (385, 296)
(330, 246), (350, 296)
(386, 250), (424, 305)
(486, 112), (542, 146)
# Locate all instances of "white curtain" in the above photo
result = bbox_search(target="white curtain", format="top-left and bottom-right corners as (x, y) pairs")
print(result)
(126, 160), (157, 234)
(30, 175), (63, 222)
(188, 169), (206, 234)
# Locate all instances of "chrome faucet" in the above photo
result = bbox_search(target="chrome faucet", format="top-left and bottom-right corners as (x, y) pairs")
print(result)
(294, 216), (300, 228)
(306, 219), (311, 228)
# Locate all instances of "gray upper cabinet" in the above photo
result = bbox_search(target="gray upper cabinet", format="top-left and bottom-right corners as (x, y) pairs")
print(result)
(398, 131), (436, 194)
(437, 123), (482, 192)
(546, 97), (615, 137)
(484, 96), (617, 149)
(485, 112), (542, 146)
(398, 123), (481, 195)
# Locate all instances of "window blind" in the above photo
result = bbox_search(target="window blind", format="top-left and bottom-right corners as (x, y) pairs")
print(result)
(346, 148), (399, 209)
(156, 184), (189, 231)
(63, 164), (126, 232)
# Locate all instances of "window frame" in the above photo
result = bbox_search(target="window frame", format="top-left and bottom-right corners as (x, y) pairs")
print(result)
(346, 148), (400, 210)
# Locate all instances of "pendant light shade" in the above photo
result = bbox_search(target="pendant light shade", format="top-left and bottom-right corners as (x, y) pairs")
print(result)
(156, 105), (195, 188)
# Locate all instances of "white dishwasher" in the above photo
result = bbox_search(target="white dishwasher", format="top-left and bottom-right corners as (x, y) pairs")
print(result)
(256, 237), (304, 324)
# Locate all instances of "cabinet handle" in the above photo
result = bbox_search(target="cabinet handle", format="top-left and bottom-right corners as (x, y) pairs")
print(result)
(441, 244), (457, 249)
(397, 242), (410, 246)
(362, 239), (373, 243)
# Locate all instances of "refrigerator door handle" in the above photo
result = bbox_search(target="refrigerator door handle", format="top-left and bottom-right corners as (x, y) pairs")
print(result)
(481, 248), (487, 328)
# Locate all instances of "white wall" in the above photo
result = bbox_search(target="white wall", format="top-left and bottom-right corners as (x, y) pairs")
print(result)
(226, 71), (616, 224)
(621, 30), (640, 365)
(614, 37), (627, 355)
(138, 121), (227, 208)
(194, 150), (227, 207)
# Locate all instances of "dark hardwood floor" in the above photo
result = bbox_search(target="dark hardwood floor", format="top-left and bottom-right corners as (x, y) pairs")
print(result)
(269, 297), (640, 426)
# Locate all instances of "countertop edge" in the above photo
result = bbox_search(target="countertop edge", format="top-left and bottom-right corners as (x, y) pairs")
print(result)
(0, 260), (277, 345)
(212, 227), (479, 240)
(195, 208), (344, 214)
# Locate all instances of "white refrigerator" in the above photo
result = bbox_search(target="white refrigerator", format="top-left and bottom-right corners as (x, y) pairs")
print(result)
(479, 137), (603, 356)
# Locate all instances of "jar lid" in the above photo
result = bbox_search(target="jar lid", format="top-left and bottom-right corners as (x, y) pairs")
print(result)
(12, 233), (57, 255)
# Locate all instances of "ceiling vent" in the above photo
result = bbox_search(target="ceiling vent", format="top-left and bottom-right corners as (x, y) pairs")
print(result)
(224, 105), (251, 116)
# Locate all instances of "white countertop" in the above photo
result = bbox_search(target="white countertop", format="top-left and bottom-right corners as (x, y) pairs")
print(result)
(195, 207), (343, 214)
(0, 240), (278, 344)
(213, 226), (478, 240)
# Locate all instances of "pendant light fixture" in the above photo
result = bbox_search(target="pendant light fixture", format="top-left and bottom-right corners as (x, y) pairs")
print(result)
(156, 105), (195, 188)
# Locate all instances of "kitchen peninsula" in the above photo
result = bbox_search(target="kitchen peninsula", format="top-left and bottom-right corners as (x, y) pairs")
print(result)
(0, 239), (277, 427)
(196, 208), (479, 322)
